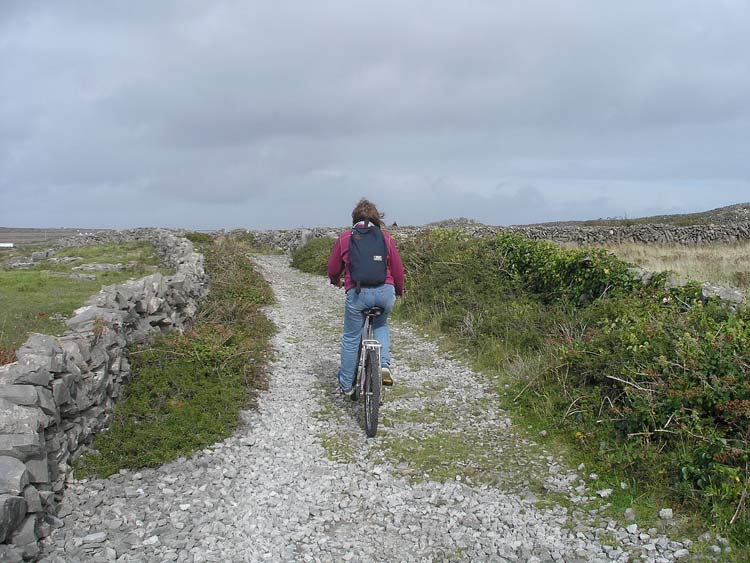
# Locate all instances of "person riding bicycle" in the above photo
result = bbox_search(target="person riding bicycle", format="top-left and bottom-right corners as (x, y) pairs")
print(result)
(328, 198), (405, 396)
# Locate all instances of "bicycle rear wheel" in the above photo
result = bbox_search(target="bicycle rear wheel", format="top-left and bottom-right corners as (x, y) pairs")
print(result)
(363, 348), (381, 437)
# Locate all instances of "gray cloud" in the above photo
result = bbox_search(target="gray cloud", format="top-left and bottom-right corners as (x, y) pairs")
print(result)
(1, 1), (749, 228)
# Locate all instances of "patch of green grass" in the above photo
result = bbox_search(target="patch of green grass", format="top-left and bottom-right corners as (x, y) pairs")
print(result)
(230, 231), (284, 255)
(320, 433), (355, 463)
(53, 241), (163, 269)
(383, 429), (535, 487)
(184, 231), (215, 245)
(0, 242), (167, 358)
(383, 384), (418, 401)
(74, 238), (275, 477)
(290, 237), (336, 276)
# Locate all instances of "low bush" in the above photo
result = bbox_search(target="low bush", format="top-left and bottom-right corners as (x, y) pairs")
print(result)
(184, 231), (215, 245)
(75, 238), (275, 477)
(558, 292), (750, 534)
(290, 236), (335, 276)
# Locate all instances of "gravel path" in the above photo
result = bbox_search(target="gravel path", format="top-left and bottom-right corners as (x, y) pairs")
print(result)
(40, 255), (702, 563)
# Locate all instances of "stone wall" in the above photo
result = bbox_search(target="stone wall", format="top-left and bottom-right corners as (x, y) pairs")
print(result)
(0, 230), (207, 560)
(245, 222), (750, 253)
(505, 222), (750, 245)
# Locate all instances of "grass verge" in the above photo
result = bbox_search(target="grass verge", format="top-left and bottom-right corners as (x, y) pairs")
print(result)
(74, 237), (275, 477)
(0, 241), (165, 361)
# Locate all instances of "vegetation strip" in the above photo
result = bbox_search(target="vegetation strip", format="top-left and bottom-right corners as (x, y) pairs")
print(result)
(292, 230), (750, 553)
(75, 236), (275, 477)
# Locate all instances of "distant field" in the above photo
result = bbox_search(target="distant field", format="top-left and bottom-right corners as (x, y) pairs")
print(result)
(0, 241), (165, 363)
(0, 227), (107, 245)
(599, 241), (750, 295)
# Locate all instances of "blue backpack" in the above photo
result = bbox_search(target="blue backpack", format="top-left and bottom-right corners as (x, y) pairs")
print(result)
(349, 224), (388, 293)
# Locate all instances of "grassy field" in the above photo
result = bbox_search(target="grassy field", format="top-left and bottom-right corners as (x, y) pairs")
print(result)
(75, 237), (275, 477)
(0, 227), (106, 244)
(601, 241), (750, 296)
(0, 242), (164, 362)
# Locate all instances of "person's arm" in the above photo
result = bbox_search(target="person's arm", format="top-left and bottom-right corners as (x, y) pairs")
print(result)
(327, 236), (344, 286)
(388, 238), (405, 296)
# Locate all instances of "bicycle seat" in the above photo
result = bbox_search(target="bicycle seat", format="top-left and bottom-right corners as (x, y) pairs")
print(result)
(362, 307), (384, 317)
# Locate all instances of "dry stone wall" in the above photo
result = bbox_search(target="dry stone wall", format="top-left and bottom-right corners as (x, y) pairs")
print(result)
(0, 229), (207, 560)
(505, 222), (750, 245)
(244, 221), (750, 253)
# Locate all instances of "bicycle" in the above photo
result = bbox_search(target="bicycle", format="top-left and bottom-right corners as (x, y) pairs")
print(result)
(351, 307), (384, 438)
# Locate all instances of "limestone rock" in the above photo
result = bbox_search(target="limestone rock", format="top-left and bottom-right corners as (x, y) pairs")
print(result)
(701, 282), (745, 305)
(22, 485), (42, 513)
(0, 544), (23, 562)
(0, 458), (28, 496)
(30, 249), (55, 262)
(0, 385), (38, 408)
(0, 495), (26, 543)
(0, 433), (44, 461)
(10, 514), (38, 549)
(73, 263), (124, 272)
(3, 356), (51, 387)
(658, 508), (674, 520)
(0, 400), (46, 434)
(16, 334), (64, 370)
(24, 454), (50, 485)
(70, 272), (96, 281)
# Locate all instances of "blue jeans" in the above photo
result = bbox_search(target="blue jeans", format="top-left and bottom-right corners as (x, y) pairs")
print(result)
(337, 284), (396, 391)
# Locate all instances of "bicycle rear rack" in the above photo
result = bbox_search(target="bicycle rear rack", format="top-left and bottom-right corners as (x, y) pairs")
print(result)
(359, 340), (382, 394)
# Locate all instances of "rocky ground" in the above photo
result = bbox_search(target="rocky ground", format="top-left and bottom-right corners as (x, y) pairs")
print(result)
(38, 255), (722, 563)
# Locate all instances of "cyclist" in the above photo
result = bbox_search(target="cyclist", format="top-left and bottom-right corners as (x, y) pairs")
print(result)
(328, 198), (405, 396)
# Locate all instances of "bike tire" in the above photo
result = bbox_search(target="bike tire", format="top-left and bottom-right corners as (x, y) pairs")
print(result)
(363, 348), (381, 437)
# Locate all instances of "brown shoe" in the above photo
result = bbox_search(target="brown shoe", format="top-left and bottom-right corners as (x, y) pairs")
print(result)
(381, 366), (393, 386)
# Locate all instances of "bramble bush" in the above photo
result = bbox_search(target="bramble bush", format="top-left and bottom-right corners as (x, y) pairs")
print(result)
(292, 228), (750, 541)
(562, 291), (750, 533)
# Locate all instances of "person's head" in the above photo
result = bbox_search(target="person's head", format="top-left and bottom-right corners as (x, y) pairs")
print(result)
(351, 198), (384, 227)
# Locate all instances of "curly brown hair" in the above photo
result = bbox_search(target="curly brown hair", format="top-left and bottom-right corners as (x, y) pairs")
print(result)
(351, 198), (385, 227)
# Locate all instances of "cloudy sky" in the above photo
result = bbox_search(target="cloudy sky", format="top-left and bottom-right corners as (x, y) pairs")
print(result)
(1, 1), (748, 229)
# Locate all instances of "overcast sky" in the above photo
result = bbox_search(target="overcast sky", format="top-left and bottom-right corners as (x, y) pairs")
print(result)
(1, 1), (748, 229)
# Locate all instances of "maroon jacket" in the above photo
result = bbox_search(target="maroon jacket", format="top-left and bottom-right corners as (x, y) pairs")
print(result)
(327, 226), (405, 295)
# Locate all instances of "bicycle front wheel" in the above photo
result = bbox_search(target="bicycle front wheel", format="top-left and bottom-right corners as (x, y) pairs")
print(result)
(363, 348), (381, 437)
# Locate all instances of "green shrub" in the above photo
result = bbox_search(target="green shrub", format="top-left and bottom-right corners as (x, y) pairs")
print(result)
(291, 236), (335, 276)
(184, 231), (214, 245)
(560, 293), (750, 530)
